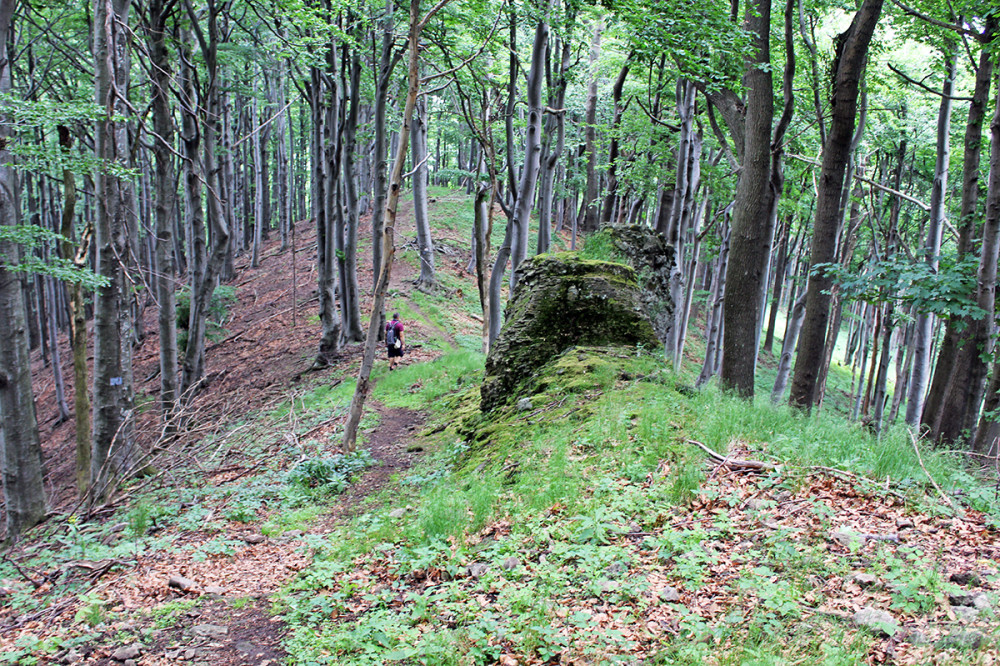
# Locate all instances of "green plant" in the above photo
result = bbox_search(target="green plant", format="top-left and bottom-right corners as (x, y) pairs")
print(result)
(73, 592), (106, 627)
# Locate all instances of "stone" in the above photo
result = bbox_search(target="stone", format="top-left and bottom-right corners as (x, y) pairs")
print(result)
(62, 650), (82, 664)
(235, 641), (257, 654)
(598, 580), (619, 594)
(192, 624), (229, 639)
(972, 593), (991, 611)
(516, 397), (533, 412)
(658, 586), (681, 603)
(745, 499), (767, 511)
(852, 607), (898, 636)
(203, 586), (226, 596)
(937, 630), (988, 650)
(480, 251), (663, 412)
(829, 529), (860, 549)
(896, 518), (914, 530)
(949, 592), (977, 607)
(168, 575), (196, 592)
(903, 629), (928, 645)
(388, 508), (407, 519)
(244, 534), (266, 545)
(468, 563), (489, 579)
(502, 557), (519, 571)
(111, 645), (141, 661)
(284, 530), (305, 538)
(627, 522), (641, 534)
(847, 572), (877, 588)
(953, 606), (979, 622)
(123, 661), (136, 666)
(949, 571), (981, 586)
(606, 562), (628, 577)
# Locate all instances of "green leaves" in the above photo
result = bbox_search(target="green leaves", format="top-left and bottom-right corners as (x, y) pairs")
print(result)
(0, 224), (108, 287)
(820, 251), (983, 320)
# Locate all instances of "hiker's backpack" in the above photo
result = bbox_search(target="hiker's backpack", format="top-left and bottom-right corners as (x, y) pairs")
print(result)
(386, 322), (398, 347)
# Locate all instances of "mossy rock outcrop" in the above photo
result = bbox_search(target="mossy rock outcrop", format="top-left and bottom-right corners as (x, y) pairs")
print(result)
(480, 253), (660, 411)
(583, 225), (674, 340)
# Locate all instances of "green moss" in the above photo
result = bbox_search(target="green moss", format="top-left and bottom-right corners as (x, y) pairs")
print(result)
(481, 253), (660, 411)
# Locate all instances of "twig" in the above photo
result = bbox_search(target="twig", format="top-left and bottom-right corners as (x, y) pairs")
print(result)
(685, 439), (778, 471)
(909, 430), (959, 512)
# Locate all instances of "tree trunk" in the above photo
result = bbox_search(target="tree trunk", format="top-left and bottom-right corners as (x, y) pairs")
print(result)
(772, 289), (807, 404)
(180, 2), (232, 398)
(0, 0), (46, 539)
(509, 8), (549, 290)
(923, 23), (995, 440)
(340, 35), (365, 342)
(57, 126), (92, 496)
(92, 0), (135, 502)
(143, 0), (179, 435)
(343, 0), (444, 453)
(905, 45), (957, 427)
(412, 93), (437, 290)
(789, 0), (884, 409)
(696, 227), (730, 388)
(720, 0), (774, 397)
(577, 18), (603, 233)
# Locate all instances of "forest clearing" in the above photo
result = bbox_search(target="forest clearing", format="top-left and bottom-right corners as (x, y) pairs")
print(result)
(3, 0), (1000, 663)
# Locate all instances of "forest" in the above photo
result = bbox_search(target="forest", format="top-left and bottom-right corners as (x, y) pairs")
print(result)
(2, 0), (1000, 537)
(2, 0), (1000, 660)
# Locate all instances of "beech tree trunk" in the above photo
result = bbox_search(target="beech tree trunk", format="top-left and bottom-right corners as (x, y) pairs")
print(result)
(343, 0), (446, 452)
(720, 0), (773, 397)
(509, 8), (549, 290)
(923, 23), (995, 441)
(92, 0), (136, 502)
(143, 0), (179, 435)
(789, 0), (884, 409)
(577, 18), (603, 233)
(412, 93), (437, 290)
(0, 0), (46, 539)
(905, 45), (957, 427)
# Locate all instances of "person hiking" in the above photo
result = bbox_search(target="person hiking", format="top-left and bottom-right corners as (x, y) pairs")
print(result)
(385, 312), (405, 370)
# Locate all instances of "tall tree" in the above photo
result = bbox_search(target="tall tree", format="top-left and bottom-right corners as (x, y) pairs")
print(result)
(719, 0), (773, 397)
(91, 0), (136, 500)
(904, 43), (957, 427)
(789, 0), (884, 409)
(0, 0), (46, 540)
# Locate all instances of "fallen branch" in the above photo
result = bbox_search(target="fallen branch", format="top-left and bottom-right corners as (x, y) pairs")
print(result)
(685, 439), (778, 472)
(909, 430), (959, 512)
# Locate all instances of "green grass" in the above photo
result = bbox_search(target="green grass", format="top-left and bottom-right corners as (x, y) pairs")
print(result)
(276, 333), (999, 664)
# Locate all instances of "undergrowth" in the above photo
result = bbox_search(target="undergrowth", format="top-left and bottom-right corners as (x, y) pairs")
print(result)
(276, 346), (1000, 664)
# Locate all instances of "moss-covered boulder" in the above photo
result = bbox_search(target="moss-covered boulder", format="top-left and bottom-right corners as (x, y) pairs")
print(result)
(480, 253), (660, 411)
(582, 225), (674, 340)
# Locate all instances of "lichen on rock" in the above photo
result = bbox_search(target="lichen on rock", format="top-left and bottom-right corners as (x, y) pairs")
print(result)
(480, 252), (661, 412)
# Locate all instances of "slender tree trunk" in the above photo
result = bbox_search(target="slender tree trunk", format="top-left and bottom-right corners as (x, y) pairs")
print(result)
(412, 93), (437, 290)
(577, 18), (603, 233)
(923, 24), (995, 439)
(340, 35), (365, 342)
(91, 0), (135, 502)
(509, 8), (549, 290)
(906, 45), (957, 427)
(57, 126), (92, 496)
(789, 0), (884, 409)
(599, 59), (631, 228)
(343, 0), (443, 452)
(772, 289), (807, 404)
(696, 227), (730, 388)
(143, 0), (178, 435)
